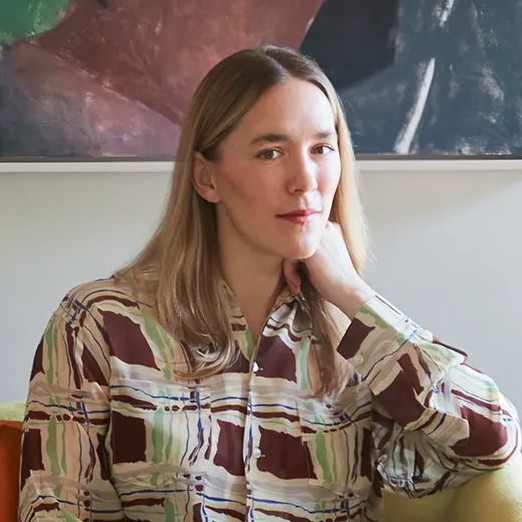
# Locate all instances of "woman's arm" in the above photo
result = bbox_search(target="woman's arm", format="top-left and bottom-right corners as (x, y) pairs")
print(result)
(18, 289), (124, 521)
(287, 222), (521, 496)
(338, 293), (521, 496)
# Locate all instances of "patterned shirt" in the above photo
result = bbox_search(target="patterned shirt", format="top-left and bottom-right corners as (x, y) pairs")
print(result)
(19, 277), (520, 521)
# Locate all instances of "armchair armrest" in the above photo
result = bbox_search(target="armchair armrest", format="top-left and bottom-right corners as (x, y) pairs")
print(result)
(384, 453), (522, 522)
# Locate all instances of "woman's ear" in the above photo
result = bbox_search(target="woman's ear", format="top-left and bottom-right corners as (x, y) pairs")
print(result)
(192, 152), (221, 203)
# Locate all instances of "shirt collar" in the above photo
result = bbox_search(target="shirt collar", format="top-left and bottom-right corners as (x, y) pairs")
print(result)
(219, 278), (300, 316)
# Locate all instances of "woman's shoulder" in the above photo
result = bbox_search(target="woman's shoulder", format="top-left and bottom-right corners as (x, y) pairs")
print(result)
(57, 275), (152, 319)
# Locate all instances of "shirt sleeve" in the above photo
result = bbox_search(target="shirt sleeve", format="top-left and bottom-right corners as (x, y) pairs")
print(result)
(18, 289), (124, 521)
(337, 294), (521, 498)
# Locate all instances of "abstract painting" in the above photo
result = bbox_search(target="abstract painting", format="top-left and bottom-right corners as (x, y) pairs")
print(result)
(1, 0), (521, 159)
(302, 0), (522, 156)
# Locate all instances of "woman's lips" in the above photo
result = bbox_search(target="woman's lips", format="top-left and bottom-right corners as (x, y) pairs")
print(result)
(277, 210), (320, 224)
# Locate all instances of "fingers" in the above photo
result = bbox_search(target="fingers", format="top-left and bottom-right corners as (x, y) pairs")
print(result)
(283, 258), (302, 296)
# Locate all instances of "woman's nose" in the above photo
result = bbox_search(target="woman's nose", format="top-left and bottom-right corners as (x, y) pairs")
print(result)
(287, 154), (318, 193)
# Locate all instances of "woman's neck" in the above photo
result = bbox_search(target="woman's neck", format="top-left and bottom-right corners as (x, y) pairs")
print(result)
(219, 240), (285, 342)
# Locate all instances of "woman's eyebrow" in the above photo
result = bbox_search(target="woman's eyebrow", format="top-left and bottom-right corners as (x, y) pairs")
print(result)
(249, 133), (288, 146)
(314, 130), (337, 140)
(249, 129), (337, 146)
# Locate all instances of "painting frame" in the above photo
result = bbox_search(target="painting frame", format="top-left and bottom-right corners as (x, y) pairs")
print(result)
(2, 158), (522, 176)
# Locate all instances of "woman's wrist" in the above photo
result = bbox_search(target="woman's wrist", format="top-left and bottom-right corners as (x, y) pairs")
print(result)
(335, 283), (376, 320)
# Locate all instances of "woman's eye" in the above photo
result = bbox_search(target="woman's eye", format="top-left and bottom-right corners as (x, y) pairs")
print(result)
(257, 149), (281, 160)
(313, 144), (335, 155)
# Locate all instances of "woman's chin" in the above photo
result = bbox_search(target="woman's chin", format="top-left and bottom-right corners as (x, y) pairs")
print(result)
(280, 240), (320, 261)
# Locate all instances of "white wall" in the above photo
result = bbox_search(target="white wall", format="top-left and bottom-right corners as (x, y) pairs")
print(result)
(1, 160), (521, 417)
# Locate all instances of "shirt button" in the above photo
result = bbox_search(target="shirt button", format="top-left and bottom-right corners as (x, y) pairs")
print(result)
(252, 361), (260, 373)
(252, 447), (262, 458)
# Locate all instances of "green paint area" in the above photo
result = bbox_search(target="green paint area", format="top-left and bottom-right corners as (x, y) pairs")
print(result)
(0, 0), (71, 45)
(314, 431), (333, 484)
(46, 416), (60, 476)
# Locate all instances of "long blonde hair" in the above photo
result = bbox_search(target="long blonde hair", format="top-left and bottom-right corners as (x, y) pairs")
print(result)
(116, 46), (368, 396)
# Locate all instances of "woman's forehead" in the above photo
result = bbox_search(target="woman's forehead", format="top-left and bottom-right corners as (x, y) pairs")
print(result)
(230, 78), (337, 142)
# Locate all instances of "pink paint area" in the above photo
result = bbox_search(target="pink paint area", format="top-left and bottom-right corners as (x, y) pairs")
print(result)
(0, 0), (325, 157)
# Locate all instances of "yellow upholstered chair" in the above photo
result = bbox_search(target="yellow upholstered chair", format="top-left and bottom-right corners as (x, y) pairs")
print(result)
(383, 453), (522, 522)
(2, 400), (521, 522)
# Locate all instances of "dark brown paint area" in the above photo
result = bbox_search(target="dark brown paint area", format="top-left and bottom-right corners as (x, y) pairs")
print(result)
(0, 0), (324, 158)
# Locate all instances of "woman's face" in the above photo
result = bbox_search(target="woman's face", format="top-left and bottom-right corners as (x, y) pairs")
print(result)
(197, 77), (341, 262)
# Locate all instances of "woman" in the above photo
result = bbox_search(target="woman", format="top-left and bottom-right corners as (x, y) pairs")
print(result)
(18, 46), (520, 521)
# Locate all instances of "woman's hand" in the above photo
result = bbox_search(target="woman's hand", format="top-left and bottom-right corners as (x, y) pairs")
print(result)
(283, 222), (375, 319)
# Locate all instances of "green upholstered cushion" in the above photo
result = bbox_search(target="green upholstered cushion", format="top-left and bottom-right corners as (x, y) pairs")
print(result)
(0, 401), (25, 422)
